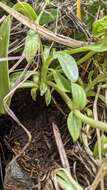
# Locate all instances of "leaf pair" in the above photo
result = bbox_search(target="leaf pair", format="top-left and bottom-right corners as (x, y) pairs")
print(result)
(67, 83), (87, 142)
(55, 52), (87, 109)
(52, 52), (87, 142)
(53, 70), (87, 110)
(52, 74), (87, 141)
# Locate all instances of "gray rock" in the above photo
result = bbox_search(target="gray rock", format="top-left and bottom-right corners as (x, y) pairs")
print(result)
(4, 160), (34, 190)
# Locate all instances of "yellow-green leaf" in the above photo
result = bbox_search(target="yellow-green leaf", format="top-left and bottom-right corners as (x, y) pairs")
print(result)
(39, 8), (60, 25)
(45, 87), (51, 106)
(14, 2), (37, 20)
(67, 111), (82, 142)
(92, 16), (107, 38)
(24, 30), (40, 64)
(52, 70), (71, 92)
(31, 87), (38, 101)
(71, 83), (87, 110)
(57, 52), (79, 82)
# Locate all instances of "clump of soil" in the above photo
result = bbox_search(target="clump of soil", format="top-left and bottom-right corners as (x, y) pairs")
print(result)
(5, 89), (96, 189)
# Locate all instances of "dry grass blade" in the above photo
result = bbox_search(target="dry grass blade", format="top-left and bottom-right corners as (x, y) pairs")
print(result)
(0, 15), (6, 24)
(9, 55), (24, 73)
(105, 89), (107, 107)
(52, 123), (71, 174)
(93, 84), (104, 190)
(0, 56), (21, 62)
(76, 0), (81, 20)
(90, 158), (107, 190)
(0, 2), (89, 48)
(3, 65), (38, 165)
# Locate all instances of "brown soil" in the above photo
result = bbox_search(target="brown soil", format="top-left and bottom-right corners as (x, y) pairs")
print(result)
(6, 89), (96, 189)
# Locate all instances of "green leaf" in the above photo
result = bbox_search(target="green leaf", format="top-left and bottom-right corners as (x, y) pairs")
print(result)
(39, 8), (60, 25)
(43, 46), (50, 62)
(67, 111), (82, 142)
(40, 82), (47, 96)
(92, 16), (107, 38)
(57, 52), (79, 82)
(24, 30), (41, 64)
(32, 71), (40, 83)
(52, 70), (71, 92)
(93, 134), (107, 158)
(10, 70), (37, 84)
(0, 16), (11, 114)
(14, 2), (37, 20)
(31, 87), (38, 101)
(55, 168), (83, 190)
(45, 87), (51, 106)
(71, 83), (87, 110)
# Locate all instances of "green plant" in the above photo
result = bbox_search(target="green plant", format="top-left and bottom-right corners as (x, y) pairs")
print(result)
(19, 36), (107, 142)
(0, 2), (107, 189)
(1, 1), (106, 140)
(0, 0), (107, 141)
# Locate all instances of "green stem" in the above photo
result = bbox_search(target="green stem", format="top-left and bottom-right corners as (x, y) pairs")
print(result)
(74, 110), (107, 132)
(47, 81), (73, 110)
(86, 73), (107, 92)
(19, 81), (37, 89)
(77, 51), (96, 65)
(40, 56), (54, 95)
(66, 47), (91, 55)
(47, 81), (107, 132)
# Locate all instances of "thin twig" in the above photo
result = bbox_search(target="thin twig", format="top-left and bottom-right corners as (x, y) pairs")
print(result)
(93, 84), (104, 190)
(52, 122), (71, 174)
(3, 65), (38, 166)
(0, 56), (21, 62)
(9, 54), (24, 73)
(0, 15), (6, 23)
(90, 158), (107, 190)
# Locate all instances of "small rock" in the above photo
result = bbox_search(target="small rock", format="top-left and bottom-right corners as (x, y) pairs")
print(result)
(4, 160), (34, 190)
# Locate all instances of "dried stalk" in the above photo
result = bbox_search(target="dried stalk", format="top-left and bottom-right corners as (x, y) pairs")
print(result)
(0, 2), (89, 48)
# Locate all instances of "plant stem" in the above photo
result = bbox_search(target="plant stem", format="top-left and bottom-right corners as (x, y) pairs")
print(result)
(77, 51), (96, 65)
(47, 81), (73, 110)
(86, 73), (107, 92)
(66, 47), (91, 55)
(74, 110), (107, 132)
(40, 56), (54, 95)
(19, 81), (37, 89)
(47, 81), (107, 132)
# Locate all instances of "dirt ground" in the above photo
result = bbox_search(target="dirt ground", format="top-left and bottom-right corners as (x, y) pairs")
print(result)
(0, 89), (96, 189)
